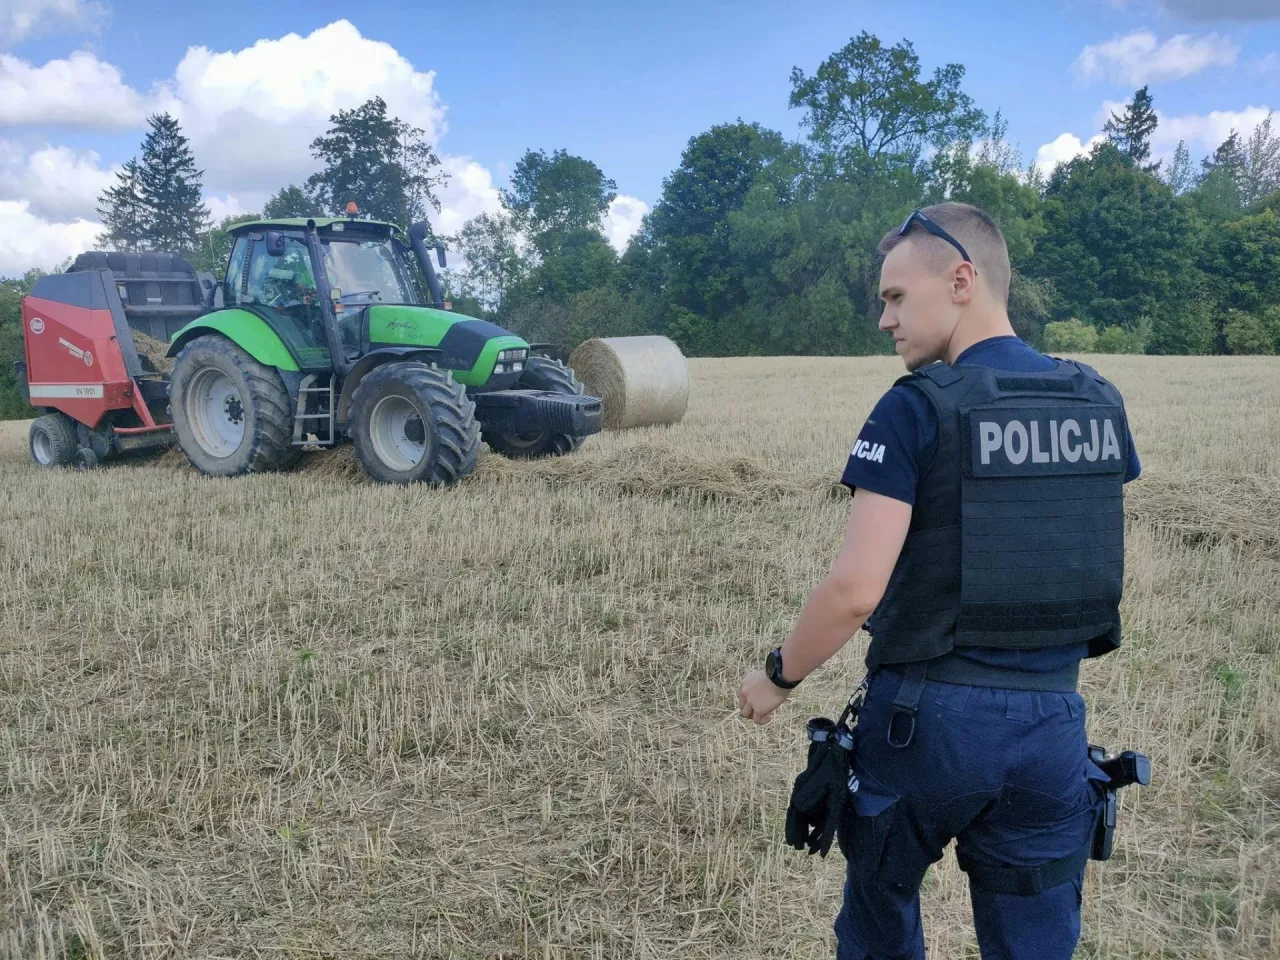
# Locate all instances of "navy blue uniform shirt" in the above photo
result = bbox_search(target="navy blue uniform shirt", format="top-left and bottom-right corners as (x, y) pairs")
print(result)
(841, 335), (1141, 675)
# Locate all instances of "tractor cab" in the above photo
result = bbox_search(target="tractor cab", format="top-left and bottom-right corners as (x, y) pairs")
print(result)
(217, 216), (438, 366)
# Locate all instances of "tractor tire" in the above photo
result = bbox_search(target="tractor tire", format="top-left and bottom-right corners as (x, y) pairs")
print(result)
(349, 362), (480, 486)
(75, 447), (100, 470)
(170, 334), (296, 477)
(483, 356), (588, 459)
(29, 413), (77, 467)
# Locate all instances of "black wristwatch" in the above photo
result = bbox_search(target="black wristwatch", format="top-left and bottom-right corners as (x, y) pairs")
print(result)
(765, 647), (801, 689)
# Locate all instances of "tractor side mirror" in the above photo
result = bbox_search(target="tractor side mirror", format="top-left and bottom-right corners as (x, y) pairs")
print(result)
(435, 242), (447, 269)
(264, 231), (286, 257)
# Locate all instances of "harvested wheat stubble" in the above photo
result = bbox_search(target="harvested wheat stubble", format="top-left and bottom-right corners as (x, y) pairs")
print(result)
(1122, 473), (1280, 559)
(130, 330), (175, 374)
(147, 441), (1278, 560)
(568, 335), (690, 430)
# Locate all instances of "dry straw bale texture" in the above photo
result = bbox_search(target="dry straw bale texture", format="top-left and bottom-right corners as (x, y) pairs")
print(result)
(0, 354), (1278, 959)
(129, 331), (175, 375)
(568, 335), (690, 430)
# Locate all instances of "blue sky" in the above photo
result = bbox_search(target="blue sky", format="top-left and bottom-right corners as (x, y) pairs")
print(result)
(0, 0), (1278, 273)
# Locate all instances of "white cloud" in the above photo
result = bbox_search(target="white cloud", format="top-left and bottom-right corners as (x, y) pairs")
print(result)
(0, 200), (98, 275)
(0, 20), (644, 280)
(158, 20), (447, 205)
(0, 0), (106, 48)
(0, 140), (112, 222)
(1153, 105), (1274, 155)
(1034, 132), (1107, 171)
(1251, 52), (1280, 78)
(203, 194), (247, 223)
(433, 155), (501, 237)
(1074, 30), (1238, 85)
(602, 195), (648, 253)
(0, 51), (148, 127)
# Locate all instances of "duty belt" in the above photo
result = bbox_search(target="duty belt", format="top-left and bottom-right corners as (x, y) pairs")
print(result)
(883, 656), (1080, 750)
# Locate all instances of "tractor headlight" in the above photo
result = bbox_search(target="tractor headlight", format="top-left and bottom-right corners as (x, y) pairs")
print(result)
(512, 362), (523, 372)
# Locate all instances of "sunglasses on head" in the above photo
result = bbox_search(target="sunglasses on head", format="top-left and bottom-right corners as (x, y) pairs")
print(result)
(897, 209), (975, 273)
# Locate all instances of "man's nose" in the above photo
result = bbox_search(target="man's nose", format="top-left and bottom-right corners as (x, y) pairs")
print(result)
(878, 310), (895, 332)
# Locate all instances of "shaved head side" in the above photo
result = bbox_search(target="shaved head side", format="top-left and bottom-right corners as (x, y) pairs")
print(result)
(879, 202), (1012, 306)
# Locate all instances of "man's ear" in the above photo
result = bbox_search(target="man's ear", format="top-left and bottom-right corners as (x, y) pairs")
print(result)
(951, 261), (977, 305)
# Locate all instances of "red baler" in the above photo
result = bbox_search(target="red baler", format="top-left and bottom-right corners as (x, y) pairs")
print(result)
(16, 252), (212, 467)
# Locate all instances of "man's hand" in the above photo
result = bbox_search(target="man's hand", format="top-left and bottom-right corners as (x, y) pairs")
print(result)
(738, 669), (791, 724)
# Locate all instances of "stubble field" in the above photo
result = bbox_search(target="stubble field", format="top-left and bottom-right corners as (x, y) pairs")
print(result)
(1, 354), (1278, 959)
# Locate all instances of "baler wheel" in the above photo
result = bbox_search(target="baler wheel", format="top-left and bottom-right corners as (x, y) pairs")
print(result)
(28, 414), (77, 467)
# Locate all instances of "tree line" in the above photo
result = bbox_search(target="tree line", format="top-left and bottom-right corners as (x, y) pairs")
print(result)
(4, 31), (1280, 418)
(455, 35), (1280, 360)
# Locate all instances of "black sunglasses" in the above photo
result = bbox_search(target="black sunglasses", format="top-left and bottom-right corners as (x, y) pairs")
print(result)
(897, 209), (975, 271)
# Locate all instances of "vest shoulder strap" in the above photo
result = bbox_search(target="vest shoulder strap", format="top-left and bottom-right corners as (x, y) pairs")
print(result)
(913, 361), (964, 387)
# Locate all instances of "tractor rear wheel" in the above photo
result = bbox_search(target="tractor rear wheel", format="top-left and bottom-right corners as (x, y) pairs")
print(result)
(349, 362), (480, 485)
(483, 356), (587, 459)
(29, 413), (77, 467)
(170, 334), (296, 477)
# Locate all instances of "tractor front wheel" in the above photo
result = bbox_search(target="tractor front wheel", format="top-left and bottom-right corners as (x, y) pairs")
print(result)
(170, 334), (296, 477)
(349, 362), (480, 485)
(28, 413), (77, 467)
(483, 356), (587, 459)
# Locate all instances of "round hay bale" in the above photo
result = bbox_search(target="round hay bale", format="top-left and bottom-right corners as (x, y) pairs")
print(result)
(567, 335), (689, 431)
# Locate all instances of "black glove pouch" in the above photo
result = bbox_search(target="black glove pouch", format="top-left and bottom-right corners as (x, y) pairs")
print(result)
(784, 682), (866, 858)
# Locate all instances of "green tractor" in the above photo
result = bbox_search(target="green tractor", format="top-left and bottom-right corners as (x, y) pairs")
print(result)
(164, 214), (602, 484)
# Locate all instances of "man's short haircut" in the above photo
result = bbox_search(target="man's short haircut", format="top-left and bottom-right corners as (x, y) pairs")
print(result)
(878, 202), (1011, 306)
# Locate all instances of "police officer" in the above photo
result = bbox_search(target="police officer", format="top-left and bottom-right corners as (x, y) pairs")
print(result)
(737, 201), (1141, 960)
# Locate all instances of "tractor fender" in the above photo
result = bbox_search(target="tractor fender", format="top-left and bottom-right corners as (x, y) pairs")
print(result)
(167, 310), (301, 372)
(336, 347), (445, 427)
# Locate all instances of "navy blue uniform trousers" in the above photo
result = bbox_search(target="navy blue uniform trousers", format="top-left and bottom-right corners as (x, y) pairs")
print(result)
(834, 666), (1108, 960)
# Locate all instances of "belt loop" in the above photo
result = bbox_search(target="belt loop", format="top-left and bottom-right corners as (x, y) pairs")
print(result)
(887, 662), (928, 749)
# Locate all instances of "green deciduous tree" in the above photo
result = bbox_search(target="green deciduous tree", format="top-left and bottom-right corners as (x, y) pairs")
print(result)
(501, 148), (617, 255)
(1164, 140), (1196, 195)
(306, 97), (446, 227)
(0, 270), (44, 418)
(1192, 131), (1246, 222)
(1241, 112), (1280, 207)
(263, 185), (317, 219)
(1043, 319), (1098, 352)
(788, 31), (984, 175)
(454, 211), (528, 312)
(1223, 310), (1274, 354)
(1031, 142), (1196, 337)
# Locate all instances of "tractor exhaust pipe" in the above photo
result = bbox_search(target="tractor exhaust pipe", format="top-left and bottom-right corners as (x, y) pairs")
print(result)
(305, 219), (351, 376)
(409, 221), (446, 308)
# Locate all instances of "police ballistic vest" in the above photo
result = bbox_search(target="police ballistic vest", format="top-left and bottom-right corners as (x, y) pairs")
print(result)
(863, 358), (1128, 670)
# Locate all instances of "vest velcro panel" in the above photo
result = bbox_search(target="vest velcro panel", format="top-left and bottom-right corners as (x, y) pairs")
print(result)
(958, 397), (1127, 645)
(864, 360), (1128, 669)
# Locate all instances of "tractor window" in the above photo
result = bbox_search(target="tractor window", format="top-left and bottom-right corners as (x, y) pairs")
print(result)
(240, 236), (317, 310)
(225, 237), (249, 297)
(322, 239), (420, 306)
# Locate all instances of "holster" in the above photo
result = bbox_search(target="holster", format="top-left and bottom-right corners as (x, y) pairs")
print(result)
(1088, 744), (1152, 862)
(960, 743), (1152, 895)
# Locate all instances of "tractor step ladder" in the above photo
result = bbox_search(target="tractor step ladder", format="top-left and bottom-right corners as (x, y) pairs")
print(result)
(293, 374), (336, 446)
